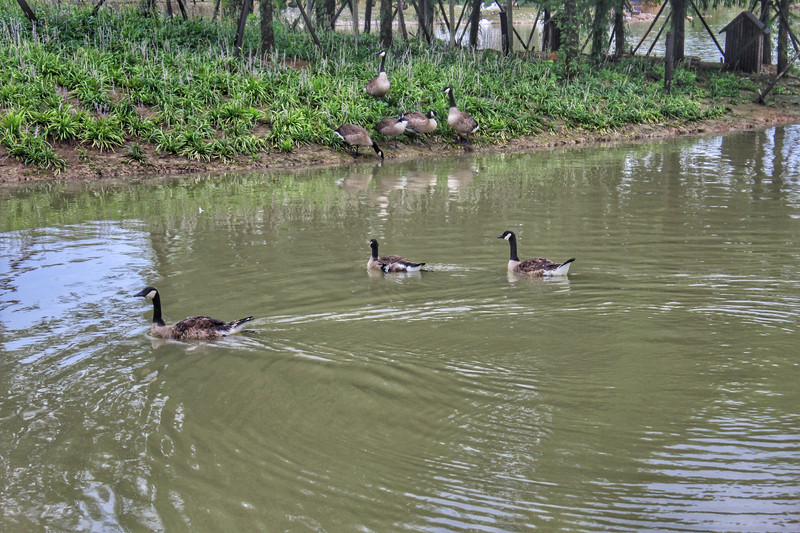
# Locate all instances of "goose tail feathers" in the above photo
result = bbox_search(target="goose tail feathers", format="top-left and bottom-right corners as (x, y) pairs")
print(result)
(549, 259), (575, 276)
(226, 316), (255, 334)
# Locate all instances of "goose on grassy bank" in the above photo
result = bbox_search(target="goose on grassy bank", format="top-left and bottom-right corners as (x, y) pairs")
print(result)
(365, 50), (390, 99)
(375, 114), (408, 149)
(402, 110), (439, 147)
(442, 86), (479, 145)
(334, 124), (384, 159)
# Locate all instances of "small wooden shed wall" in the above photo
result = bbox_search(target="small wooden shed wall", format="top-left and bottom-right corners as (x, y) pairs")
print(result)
(720, 11), (769, 73)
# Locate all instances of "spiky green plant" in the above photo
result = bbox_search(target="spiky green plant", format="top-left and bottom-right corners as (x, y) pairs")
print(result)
(152, 130), (185, 155)
(80, 116), (125, 151)
(179, 129), (213, 161)
(7, 133), (67, 172)
(124, 142), (146, 162)
(0, 110), (28, 142)
(39, 106), (82, 141)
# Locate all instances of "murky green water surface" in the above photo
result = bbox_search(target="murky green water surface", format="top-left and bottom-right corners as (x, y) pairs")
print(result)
(2, 126), (800, 531)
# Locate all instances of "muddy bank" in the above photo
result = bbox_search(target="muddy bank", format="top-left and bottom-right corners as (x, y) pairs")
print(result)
(2, 96), (799, 185)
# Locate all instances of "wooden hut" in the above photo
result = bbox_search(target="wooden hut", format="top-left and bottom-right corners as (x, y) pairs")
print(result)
(719, 11), (770, 73)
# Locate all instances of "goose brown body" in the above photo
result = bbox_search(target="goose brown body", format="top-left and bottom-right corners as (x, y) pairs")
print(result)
(403, 110), (439, 134)
(442, 87), (479, 145)
(368, 239), (425, 272)
(334, 124), (384, 159)
(135, 286), (253, 340)
(402, 110), (439, 146)
(498, 231), (574, 276)
(365, 50), (390, 98)
(375, 114), (408, 149)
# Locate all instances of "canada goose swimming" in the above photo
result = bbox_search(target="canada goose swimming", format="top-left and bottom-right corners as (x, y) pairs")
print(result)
(368, 239), (425, 272)
(497, 231), (575, 276)
(442, 86), (479, 145)
(334, 124), (384, 159)
(375, 114), (408, 149)
(365, 50), (390, 99)
(402, 110), (439, 146)
(134, 286), (254, 340)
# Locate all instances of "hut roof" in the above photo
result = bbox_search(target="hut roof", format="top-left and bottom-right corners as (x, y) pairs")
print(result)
(720, 11), (769, 34)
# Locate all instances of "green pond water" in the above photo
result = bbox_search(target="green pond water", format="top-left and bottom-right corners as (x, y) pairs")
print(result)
(2, 126), (799, 531)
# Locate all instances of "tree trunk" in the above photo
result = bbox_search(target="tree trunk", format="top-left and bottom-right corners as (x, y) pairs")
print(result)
(379, 0), (392, 47)
(468, 0), (481, 48)
(234, 0), (253, 56)
(352, 0), (360, 36)
(15, 0), (37, 23)
(92, 0), (108, 17)
(261, 0), (274, 57)
(315, 0), (332, 30)
(325, 0), (336, 29)
(449, 0), (455, 46)
(591, 0), (610, 60)
(506, 0), (513, 50)
(777, 0), (789, 71)
(419, 0), (433, 42)
(296, 0), (322, 48)
(613, 3), (625, 57)
(670, 0), (685, 61)
(760, 0), (771, 65)
(397, 0), (408, 42)
(364, 0), (373, 33)
(542, 10), (557, 52)
(176, 0), (188, 20)
(561, 0), (580, 76)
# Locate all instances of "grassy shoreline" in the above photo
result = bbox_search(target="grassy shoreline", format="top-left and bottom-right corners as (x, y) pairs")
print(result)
(1, 1), (799, 183)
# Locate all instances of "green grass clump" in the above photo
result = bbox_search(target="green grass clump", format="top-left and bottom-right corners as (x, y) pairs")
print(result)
(5, 132), (67, 172)
(0, 0), (755, 172)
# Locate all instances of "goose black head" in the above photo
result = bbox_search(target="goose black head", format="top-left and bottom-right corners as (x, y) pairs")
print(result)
(442, 86), (452, 94)
(135, 286), (159, 299)
(427, 110), (440, 119)
(377, 50), (386, 58)
(498, 230), (516, 241)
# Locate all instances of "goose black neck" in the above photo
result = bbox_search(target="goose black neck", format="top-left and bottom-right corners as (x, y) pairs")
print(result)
(507, 235), (520, 262)
(370, 241), (379, 259)
(151, 292), (166, 326)
(379, 54), (386, 73)
(447, 89), (456, 108)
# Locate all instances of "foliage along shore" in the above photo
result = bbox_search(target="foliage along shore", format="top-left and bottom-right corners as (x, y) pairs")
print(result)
(3, 98), (800, 184)
(1, 1), (800, 184)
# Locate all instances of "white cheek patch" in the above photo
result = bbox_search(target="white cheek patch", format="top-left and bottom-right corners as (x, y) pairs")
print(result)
(504, 234), (512, 240)
(146, 290), (157, 299)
